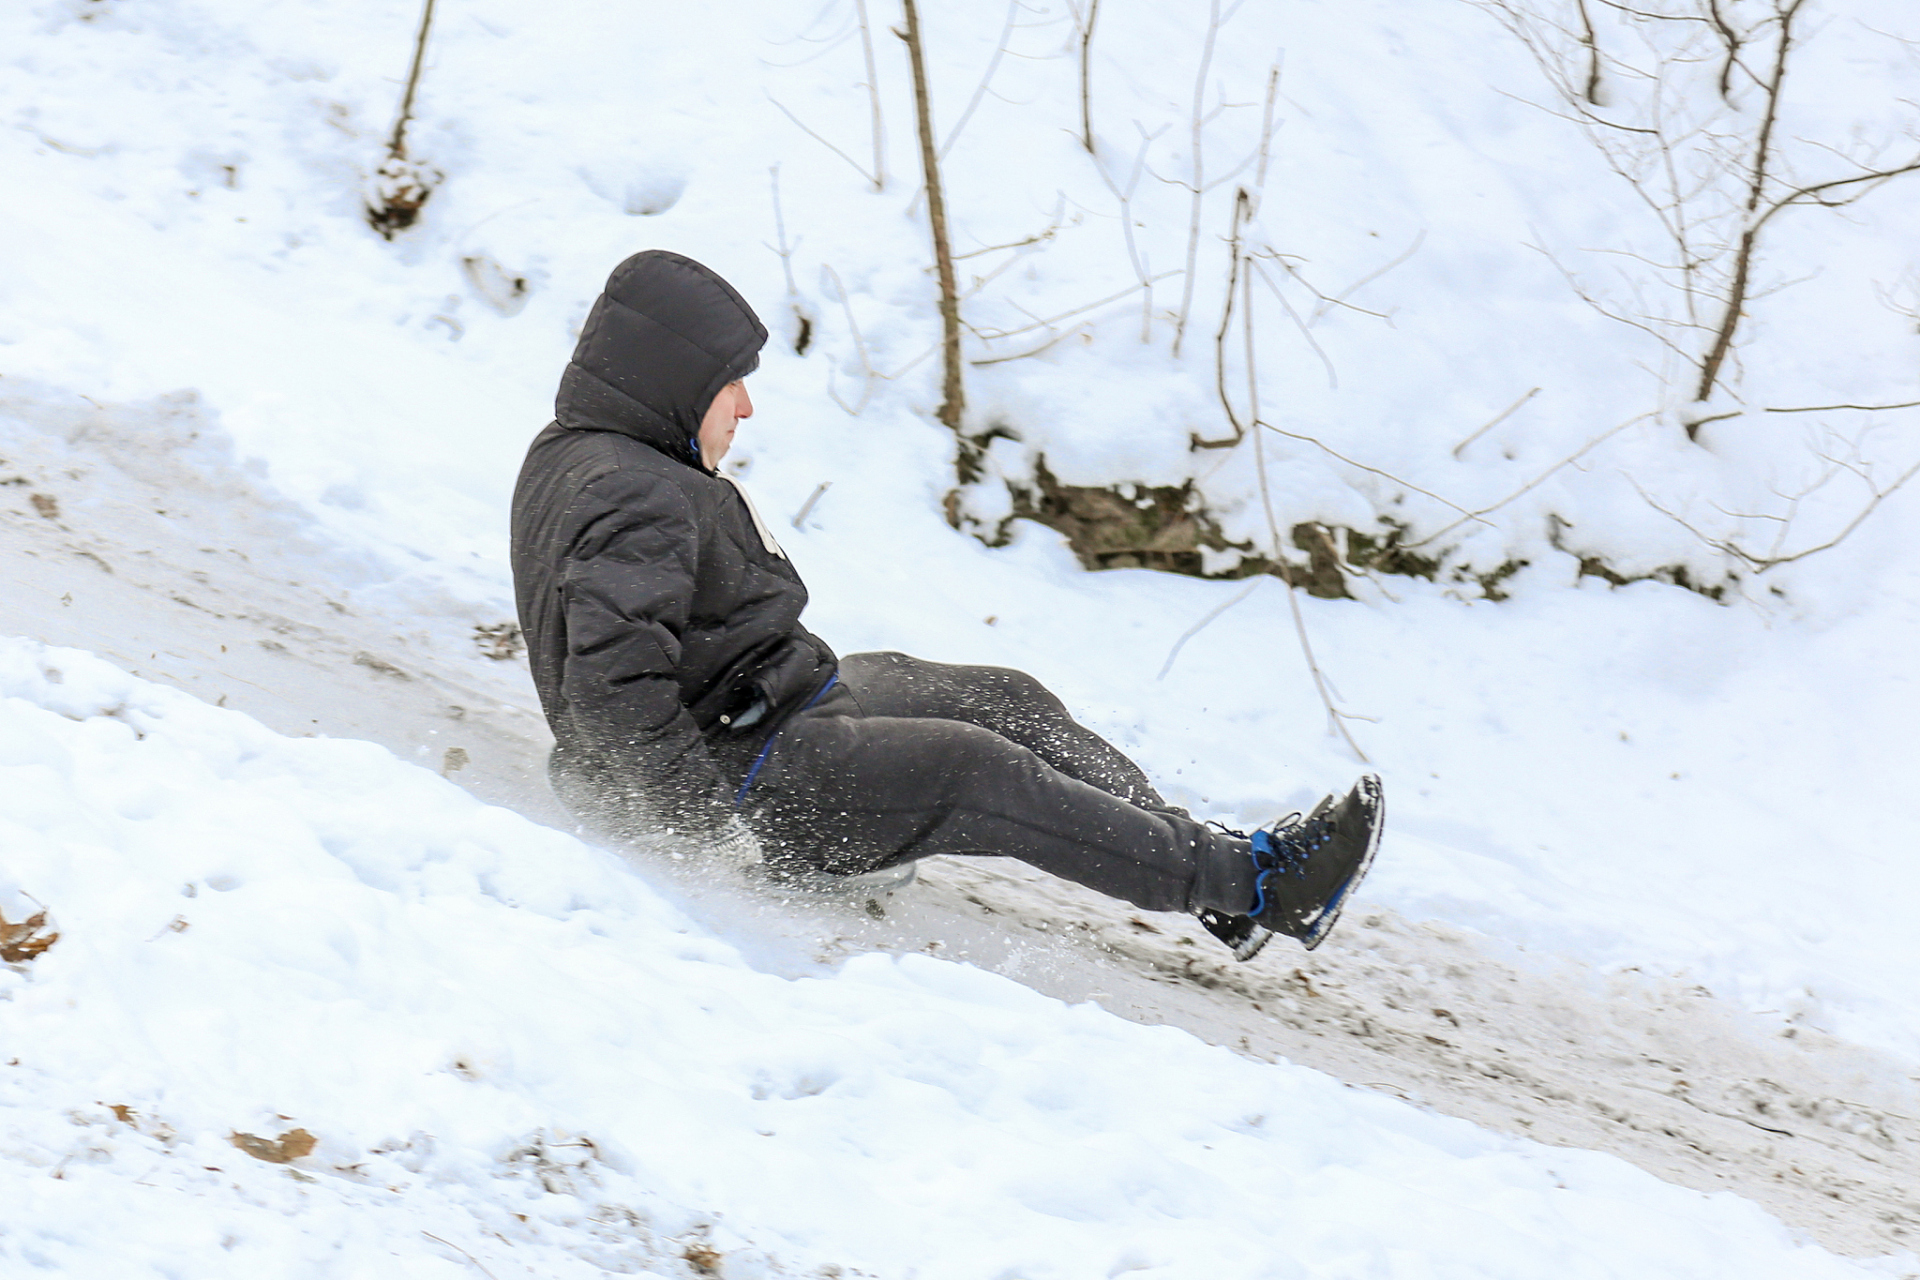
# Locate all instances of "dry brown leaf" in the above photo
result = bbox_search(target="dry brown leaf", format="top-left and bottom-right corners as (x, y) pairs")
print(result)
(0, 908), (58, 964)
(108, 1104), (137, 1124)
(229, 1128), (318, 1164)
(682, 1242), (723, 1275)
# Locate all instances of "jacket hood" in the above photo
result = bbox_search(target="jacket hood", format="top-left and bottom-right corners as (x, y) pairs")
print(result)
(554, 250), (767, 469)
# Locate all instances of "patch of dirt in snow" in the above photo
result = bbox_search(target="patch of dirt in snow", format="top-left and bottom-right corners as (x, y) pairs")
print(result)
(3, 386), (1915, 1261)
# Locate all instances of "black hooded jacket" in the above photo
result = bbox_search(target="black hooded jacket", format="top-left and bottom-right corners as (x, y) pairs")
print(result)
(510, 251), (837, 839)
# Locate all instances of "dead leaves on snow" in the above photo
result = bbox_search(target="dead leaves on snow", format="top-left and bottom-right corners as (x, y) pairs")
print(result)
(230, 1127), (318, 1164)
(0, 907), (58, 963)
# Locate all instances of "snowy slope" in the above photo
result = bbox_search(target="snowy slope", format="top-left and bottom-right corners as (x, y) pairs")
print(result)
(0, 639), (1900, 1279)
(4, 0), (1918, 1060)
(4, 0), (1920, 1271)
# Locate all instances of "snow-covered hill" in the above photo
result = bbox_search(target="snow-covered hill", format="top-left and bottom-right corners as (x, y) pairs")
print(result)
(3, 639), (1901, 1278)
(4, 0), (1919, 1273)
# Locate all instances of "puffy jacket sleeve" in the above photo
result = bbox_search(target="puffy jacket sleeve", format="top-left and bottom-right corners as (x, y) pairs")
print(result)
(557, 470), (733, 839)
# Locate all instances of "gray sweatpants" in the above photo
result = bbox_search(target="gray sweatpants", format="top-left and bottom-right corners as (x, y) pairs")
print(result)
(736, 652), (1252, 915)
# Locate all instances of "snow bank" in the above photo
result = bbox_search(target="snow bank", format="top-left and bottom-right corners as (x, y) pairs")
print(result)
(0, 637), (1893, 1278)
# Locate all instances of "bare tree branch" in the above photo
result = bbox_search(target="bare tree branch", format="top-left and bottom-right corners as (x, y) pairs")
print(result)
(1077, 0), (1101, 154)
(1765, 400), (1920, 413)
(767, 95), (880, 188)
(853, 0), (888, 190)
(939, 0), (1021, 159)
(1574, 0), (1604, 104)
(1250, 418), (1370, 762)
(1453, 387), (1542, 458)
(1171, 0), (1227, 357)
(1156, 578), (1261, 680)
(1409, 412), (1655, 548)
(1258, 421), (1485, 526)
(1631, 458), (1920, 571)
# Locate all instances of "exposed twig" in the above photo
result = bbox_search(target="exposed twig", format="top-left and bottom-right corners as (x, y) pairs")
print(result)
(764, 165), (813, 355)
(1156, 579), (1262, 679)
(768, 95), (881, 189)
(1409, 412), (1655, 548)
(1261, 421), (1484, 526)
(898, 0), (966, 431)
(792, 481), (833, 528)
(1077, 0), (1101, 154)
(1093, 125), (1166, 341)
(1253, 59), (1280, 193)
(953, 227), (1060, 260)
(1453, 387), (1542, 458)
(822, 265), (879, 415)
(1311, 230), (1424, 322)
(1258, 252), (1390, 322)
(1250, 424), (1369, 762)
(422, 1232), (501, 1280)
(1172, 0), (1230, 358)
(1765, 400), (1920, 414)
(1199, 188), (1252, 449)
(968, 324), (1087, 366)
(1252, 261), (1338, 390)
(767, 168), (798, 297)
(968, 272), (1178, 342)
(852, 0), (888, 190)
(939, 0), (1021, 160)
(1285, 571), (1370, 763)
(1243, 258), (1262, 426)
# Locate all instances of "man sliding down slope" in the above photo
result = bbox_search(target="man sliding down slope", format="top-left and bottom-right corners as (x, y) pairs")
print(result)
(509, 250), (1383, 961)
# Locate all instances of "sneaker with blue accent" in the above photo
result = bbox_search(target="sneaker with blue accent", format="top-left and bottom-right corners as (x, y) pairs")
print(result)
(1196, 907), (1276, 963)
(1247, 773), (1384, 951)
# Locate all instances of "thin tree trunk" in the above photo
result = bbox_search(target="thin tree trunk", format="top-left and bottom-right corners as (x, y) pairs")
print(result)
(900, 0), (966, 432)
(1692, 0), (1801, 414)
(387, 0), (438, 160)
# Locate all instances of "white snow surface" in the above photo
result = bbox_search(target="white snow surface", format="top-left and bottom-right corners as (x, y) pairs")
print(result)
(3, 0), (1920, 1272)
(0, 639), (1894, 1278)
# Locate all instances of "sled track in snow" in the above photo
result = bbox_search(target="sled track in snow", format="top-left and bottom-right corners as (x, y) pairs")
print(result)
(2, 393), (1915, 1261)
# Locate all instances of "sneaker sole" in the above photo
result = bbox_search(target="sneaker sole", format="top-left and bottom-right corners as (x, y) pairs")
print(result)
(1297, 773), (1385, 951)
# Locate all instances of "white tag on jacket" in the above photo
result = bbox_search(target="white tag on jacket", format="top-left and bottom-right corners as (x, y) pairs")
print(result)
(720, 473), (787, 559)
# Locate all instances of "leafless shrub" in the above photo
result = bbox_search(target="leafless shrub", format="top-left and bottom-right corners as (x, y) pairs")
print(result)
(1478, 0), (1920, 437)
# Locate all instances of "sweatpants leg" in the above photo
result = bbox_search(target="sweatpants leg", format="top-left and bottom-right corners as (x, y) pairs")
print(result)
(743, 683), (1253, 915)
(836, 651), (1173, 810)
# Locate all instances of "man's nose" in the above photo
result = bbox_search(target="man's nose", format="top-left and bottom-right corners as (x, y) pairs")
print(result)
(736, 388), (754, 420)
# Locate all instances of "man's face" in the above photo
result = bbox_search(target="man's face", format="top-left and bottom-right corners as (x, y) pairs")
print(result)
(698, 380), (753, 468)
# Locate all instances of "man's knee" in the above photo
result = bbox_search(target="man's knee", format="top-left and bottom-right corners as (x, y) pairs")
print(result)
(966, 663), (1066, 720)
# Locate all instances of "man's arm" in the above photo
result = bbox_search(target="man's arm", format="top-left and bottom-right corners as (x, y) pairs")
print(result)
(557, 471), (737, 842)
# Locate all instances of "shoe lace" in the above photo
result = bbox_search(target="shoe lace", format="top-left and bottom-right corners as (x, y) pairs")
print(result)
(1231, 812), (1337, 919)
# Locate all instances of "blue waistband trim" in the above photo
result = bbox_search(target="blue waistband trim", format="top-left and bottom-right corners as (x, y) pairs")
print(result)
(732, 672), (838, 807)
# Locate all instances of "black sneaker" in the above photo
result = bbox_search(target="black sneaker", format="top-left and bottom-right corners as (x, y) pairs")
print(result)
(1247, 774), (1384, 950)
(1197, 908), (1276, 963)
